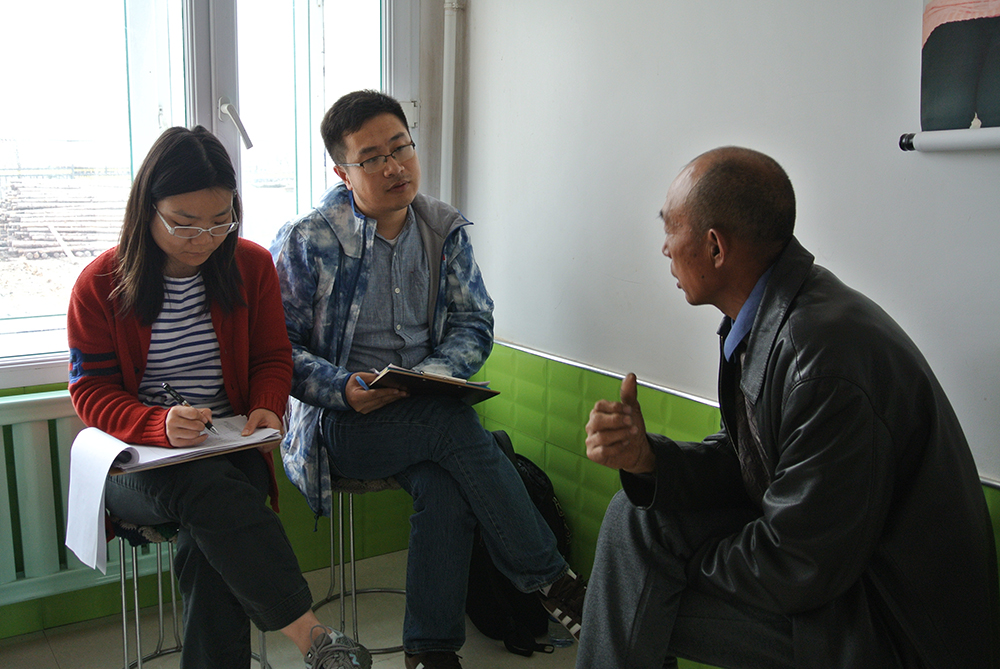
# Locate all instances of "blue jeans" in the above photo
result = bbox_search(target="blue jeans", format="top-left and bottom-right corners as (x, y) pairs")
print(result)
(321, 395), (566, 653)
(105, 449), (313, 669)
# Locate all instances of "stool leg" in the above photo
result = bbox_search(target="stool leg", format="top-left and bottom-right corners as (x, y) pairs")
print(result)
(348, 492), (359, 642)
(314, 511), (339, 613)
(119, 539), (130, 669)
(131, 544), (143, 669)
(330, 514), (338, 607)
(310, 494), (350, 627)
(310, 485), (405, 654)
(153, 544), (165, 655)
(344, 492), (405, 654)
(258, 628), (270, 669)
(252, 628), (270, 669)
(339, 491), (347, 633)
(167, 543), (182, 650)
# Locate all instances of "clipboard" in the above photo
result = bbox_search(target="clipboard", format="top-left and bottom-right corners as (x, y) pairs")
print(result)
(368, 364), (499, 405)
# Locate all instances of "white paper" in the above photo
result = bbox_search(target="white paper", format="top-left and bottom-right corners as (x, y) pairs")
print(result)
(65, 428), (124, 573)
(65, 417), (281, 573)
(112, 417), (280, 471)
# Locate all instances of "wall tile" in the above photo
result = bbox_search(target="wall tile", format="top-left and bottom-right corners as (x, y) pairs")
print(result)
(476, 344), (724, 578)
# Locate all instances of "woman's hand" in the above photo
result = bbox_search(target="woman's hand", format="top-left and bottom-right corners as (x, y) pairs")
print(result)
(164, 405), (213, 447)
(243, 408), (283, 453)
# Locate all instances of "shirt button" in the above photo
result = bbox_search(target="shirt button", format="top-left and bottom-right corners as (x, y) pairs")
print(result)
(394, 287), (401, 294)
(395, 324), (402, 330)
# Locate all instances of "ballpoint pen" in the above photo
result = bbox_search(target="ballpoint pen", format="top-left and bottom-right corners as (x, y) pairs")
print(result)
(161, 382), (219, 435)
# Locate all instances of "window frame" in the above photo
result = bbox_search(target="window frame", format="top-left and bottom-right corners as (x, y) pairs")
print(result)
(0, 0), (419, 390)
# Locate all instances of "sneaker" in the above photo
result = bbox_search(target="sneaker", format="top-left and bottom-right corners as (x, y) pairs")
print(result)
(305, 626), (372, 669)
(403, 650), (463, 669)
(538, 569), (586, 641)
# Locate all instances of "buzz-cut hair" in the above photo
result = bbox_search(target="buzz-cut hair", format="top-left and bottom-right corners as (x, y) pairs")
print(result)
(687, 146), (796, 251)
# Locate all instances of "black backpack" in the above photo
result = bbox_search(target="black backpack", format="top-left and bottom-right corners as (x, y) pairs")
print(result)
(465, 431), (572, 656)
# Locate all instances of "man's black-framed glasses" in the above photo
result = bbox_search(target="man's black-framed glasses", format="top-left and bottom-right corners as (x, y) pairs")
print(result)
(339, 142), (416, 174)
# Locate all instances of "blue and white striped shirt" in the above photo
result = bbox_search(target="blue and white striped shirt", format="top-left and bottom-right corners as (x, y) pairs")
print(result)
(138, 273), (233, 417)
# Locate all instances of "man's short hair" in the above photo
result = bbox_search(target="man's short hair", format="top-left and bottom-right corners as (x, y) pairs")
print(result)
(321, 90), (410, 164)
(687, 147), (796, 252)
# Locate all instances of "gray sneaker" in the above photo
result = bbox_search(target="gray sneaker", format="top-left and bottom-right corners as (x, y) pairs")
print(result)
(305, 626), (372, 669)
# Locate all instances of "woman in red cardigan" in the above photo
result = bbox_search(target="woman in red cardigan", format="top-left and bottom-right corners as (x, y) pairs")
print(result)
(67, 126), (369, 669)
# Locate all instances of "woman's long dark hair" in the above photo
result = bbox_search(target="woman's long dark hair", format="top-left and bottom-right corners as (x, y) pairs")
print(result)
(112, 126), (245, 324)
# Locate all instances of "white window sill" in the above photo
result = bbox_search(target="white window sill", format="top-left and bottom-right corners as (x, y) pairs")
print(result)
(0, 315), (70, 389)
(0, 353), (69, 389)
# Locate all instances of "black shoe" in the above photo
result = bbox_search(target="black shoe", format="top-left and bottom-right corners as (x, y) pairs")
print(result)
(539, 569), (586, 641)
(404, 650), (463, 669)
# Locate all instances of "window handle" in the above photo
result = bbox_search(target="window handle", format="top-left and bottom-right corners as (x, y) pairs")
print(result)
(218, 98), (253, 149)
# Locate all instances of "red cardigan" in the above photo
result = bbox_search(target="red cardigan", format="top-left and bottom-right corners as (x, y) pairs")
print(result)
(67, 238), (292, 509)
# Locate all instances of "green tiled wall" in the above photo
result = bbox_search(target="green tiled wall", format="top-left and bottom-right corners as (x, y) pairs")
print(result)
(473, 344), (724, 669)
(985, 485), (1000, 588)
(472, 343), (722, 578)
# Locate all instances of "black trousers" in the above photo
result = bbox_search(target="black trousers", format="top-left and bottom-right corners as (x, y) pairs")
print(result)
(921, 16), (1000, 131)
(576, 491), (795, 669)
(105, 449), (313, 669)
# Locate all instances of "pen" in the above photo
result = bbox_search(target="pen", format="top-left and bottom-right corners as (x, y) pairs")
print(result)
(161, 382), (219, 435)
(356, 376), (370, 391)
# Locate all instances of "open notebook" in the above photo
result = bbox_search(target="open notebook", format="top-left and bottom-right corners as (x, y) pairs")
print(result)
(65, 416), (280, 573)
(103, 416), (280, 474)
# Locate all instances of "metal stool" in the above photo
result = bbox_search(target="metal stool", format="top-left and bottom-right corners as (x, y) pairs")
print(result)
(312, 478), (406, 654)
(110, 517), (270, 668)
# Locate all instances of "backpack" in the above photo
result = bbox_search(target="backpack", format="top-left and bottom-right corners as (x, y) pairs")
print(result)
(465, 430), (572, 656)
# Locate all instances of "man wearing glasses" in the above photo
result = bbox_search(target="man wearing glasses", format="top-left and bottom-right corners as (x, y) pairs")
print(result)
(270, 90), (585, 669)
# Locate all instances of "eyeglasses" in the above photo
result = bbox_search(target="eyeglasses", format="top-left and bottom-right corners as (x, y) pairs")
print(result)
(156, 210), (239, 239)
(338, 142), (416, 174)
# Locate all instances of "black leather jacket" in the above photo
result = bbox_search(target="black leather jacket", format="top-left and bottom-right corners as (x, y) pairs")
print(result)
(624, 237), (999, 668)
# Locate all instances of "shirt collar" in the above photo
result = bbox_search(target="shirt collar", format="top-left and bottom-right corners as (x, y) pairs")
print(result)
(348, 190), (414, 230)
(723, 265), (774, 361)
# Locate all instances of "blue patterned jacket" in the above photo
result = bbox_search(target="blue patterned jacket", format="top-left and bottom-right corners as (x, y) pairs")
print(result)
(270, 183), (494, 515)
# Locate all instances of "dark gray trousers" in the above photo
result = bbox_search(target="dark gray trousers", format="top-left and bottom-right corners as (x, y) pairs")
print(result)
(576, 490), (796, 669)
(105, 449), (313, 669)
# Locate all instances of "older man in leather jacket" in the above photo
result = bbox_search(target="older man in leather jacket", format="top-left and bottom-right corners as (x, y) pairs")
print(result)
(579, 146), (999, 668)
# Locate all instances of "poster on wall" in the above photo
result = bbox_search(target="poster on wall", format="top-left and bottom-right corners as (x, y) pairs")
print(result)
(920, 0), (1000, 131)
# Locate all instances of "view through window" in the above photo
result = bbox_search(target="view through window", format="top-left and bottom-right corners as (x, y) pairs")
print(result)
(0, 0), (381, 378)
(0, 2), (135, 360)
(236, 0), (381, 248)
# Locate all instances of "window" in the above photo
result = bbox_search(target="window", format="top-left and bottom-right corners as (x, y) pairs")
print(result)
(0, 0), (414, 388)
(1, 2), (139, 381)
(236, 0), (381, 247)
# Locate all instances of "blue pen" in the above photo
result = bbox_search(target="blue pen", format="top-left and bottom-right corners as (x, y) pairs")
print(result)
(356, 376), (370, 390)
(161, 382), (220, 435)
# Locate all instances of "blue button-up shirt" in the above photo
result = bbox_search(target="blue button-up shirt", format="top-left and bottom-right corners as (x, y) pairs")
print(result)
(723, 265), (774, 361)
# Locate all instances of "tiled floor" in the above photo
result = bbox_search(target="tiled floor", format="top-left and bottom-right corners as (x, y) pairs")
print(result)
(0, 550), (578, 669)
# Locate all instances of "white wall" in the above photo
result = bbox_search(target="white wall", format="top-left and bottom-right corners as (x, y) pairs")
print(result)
(454, 0), (1000, 480)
